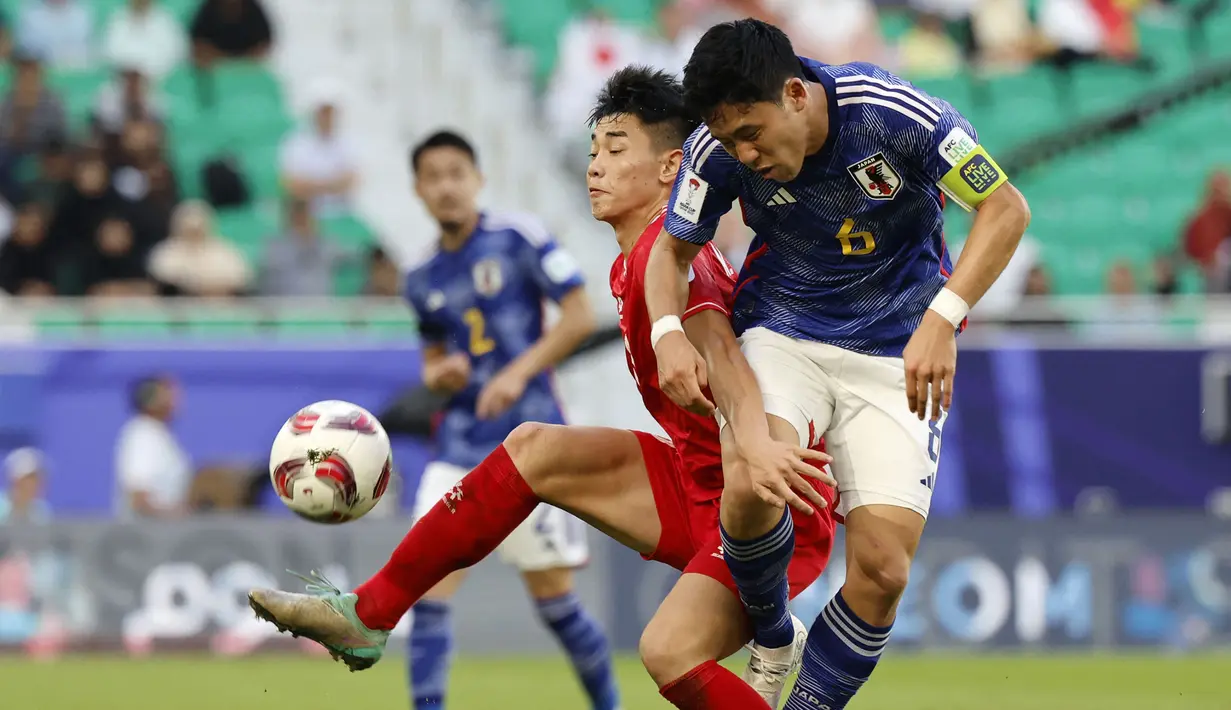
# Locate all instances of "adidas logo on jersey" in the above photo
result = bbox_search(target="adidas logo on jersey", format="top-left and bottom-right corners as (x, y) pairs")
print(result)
(767, 188), (796, 206)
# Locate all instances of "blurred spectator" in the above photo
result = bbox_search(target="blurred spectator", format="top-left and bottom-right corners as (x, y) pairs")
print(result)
(0, 10), (13, 63)
(1016, 264), (1069, 329)
(91, 67), (166, 140)
(0, 53), (68, 156)
(1151, 253), (1179, 297)
(363, 245), (401, 297)
(0, 202), (55, 296)
(102, 0), (188, 81)
(1182, 169), (1231, 273)
(112, 119), (179, 248)
(899, 12), (964, 77)
(768, 0), (886, 65)
(148, 200), (251, 297)
(258, 198), (348, 296)
(49, 148), (120, 251)
(1038, 0), (1106, 60)
(971, 0), (1038, 70)
(279, 80), (357, 216)
(190, 0), (273, 65)
(115, 375), (191, 519)
(22, 138), (71, 206)
(79, 215), (155, 297)
(0, 448), (50, 523)
(16, 0), (92, 70)
(546, 11), (648, 161)
(651, 1), (711, 73)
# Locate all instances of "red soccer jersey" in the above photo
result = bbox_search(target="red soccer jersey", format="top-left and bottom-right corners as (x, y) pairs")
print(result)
(609, 208), (738, 503)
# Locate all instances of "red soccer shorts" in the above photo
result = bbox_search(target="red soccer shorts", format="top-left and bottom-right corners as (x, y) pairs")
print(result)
(633, 431), (837, 599)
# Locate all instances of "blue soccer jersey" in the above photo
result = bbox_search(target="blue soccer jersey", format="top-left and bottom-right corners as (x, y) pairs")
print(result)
(665, 58), (1009, 357)
(405, 211), (584, 469)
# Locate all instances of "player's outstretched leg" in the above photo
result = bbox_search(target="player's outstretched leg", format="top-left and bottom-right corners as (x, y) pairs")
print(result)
(524, 569), (620, 710)
(247, 442), (540, 670)
(247, 423), (663, 673)
(783, 504), (923, 710)
(716, 421), (808, 704)
(407, 574), (464, 709)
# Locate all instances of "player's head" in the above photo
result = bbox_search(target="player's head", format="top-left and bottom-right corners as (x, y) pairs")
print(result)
(587, 66), (698, 225)
(411, 130), (483, 231)
(683, 19), (812, 182)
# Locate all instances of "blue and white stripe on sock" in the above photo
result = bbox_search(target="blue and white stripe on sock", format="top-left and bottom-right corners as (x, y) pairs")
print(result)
(536, 592), (621, 710)
(720, 508), (797, 649)
(785, 591), (893, 710)
(409, 600), (454, 709)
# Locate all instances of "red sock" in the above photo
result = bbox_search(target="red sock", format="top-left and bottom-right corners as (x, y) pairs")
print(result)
(353, 445), (540, 629)
(659, 661), (772, 710)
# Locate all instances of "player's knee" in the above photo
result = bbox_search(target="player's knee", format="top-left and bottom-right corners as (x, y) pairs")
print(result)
(503, 422), (554, 489)
(848, 540), (912, 606)
(639, 618), (706, 687)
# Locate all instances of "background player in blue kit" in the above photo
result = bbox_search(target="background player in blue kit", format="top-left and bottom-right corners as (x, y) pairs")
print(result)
(645, 20), (1032, 710)
(401, 131), (619, 710)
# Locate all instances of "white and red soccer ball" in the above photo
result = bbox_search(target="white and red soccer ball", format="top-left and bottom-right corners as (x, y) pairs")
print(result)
(269, 400), (393, 523)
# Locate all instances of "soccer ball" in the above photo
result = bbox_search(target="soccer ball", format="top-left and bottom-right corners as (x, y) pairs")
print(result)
(269, 400), (393, 524)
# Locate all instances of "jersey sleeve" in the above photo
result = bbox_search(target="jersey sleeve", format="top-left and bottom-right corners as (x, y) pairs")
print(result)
(509, 216), (586, 303)
(664, 126), (741, 245)
(404, 277), (448, 345)
(682, 242), (736, 321)
(886, 87), (1010, 212)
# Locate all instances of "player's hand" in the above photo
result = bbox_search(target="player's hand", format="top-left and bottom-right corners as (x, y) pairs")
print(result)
(425, 353), (471, 394)
(476, 367), (528, 420)
(740, 437), (835, 516)
(903, 310), (957, 421)
(654, 331), (715, 416)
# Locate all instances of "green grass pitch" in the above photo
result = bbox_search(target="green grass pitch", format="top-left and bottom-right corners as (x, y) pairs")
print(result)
(3, 653), (1228, 709)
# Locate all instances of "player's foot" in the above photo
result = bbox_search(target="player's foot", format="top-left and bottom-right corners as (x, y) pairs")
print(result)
(742, 614), (807, 708)
(248, 570), (389, 672)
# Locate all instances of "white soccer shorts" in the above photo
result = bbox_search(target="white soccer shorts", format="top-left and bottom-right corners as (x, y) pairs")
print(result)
(412, 461), (590, 572)
(718, 327), (944, 519)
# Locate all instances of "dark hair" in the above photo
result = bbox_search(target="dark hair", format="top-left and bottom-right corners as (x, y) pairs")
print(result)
(683, 19), (802, 122)
(130, 375), (167, 412)
(588, 65), (699, 149)
(410, 130), (478, 173)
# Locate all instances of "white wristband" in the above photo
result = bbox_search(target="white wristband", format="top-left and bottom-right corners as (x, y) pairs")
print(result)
(650, 315), (685, 349)
(927, 288), (970, 329)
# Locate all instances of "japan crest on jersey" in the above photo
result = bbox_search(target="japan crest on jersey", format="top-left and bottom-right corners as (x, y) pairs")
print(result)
(472, 259), (504, 296)
(847, 152), (903, 201)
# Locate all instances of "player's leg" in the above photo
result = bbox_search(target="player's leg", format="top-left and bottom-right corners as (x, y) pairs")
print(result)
(399, 464), (471, 709)
(247, 423), (667, 670)
(502, 510), (620, 710)
(783, 348), (936, 710)
(641, 572), (771, 710)
(715, 327), (834, 695)
(408, 572), (465, 710)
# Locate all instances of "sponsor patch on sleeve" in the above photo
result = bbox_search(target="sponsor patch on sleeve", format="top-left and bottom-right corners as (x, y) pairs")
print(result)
(541, 248), (581, 284)
(938, 127), (977, 167)
(937, 145), (1008, 211)
(672, 169), (709, 225)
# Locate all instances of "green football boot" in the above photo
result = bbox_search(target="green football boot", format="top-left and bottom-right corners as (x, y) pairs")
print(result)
(248, 570), (390, 672)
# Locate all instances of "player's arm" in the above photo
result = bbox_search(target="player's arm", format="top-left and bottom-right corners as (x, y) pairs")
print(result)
(407, 283), (470, 394)
(476, 227), (595, 419)
(647, 128), (738, 415)
(684, 308), (834, 511)
(896, 96), (1032, 419)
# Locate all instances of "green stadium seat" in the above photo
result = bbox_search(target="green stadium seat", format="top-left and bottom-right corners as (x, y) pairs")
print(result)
(94, 309), (175, 337)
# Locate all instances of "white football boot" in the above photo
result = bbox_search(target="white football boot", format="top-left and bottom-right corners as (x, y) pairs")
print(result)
(742, 614), (807, 708)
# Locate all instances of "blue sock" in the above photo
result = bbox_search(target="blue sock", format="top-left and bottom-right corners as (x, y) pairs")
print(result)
(535, 592), (621, 710)
(409, 600), (453, 709)
(785, 591), (893, 710)
(720, 508), (796, 649)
